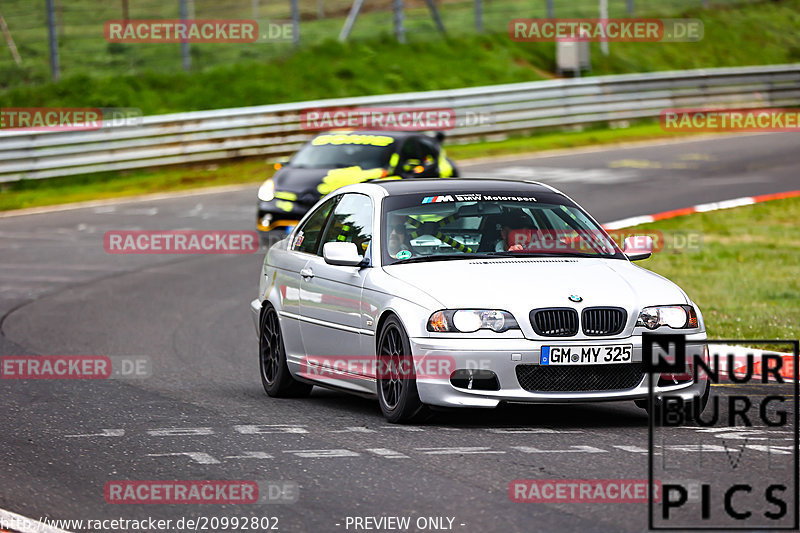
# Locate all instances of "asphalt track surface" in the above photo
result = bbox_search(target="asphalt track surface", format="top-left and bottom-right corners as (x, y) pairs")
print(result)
(1, 133), (798, 533)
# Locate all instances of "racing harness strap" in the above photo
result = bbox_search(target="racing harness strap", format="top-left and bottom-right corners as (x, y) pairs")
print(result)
(406, 214), (474, 254)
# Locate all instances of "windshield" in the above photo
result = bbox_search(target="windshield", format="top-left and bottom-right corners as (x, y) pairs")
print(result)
(381, 191), (624, 265)
(291, 133), (397, 169)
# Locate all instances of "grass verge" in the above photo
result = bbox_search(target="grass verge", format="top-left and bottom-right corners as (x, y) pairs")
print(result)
(0, 121), (705, 212)
(632, 196), (800, 344)
(2, 0), (800, 112)
(0, 159), (271, 212)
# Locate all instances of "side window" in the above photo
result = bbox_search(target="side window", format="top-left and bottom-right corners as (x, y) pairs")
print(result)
(293, 197), (337, 254)
(320, 193), (373, 258)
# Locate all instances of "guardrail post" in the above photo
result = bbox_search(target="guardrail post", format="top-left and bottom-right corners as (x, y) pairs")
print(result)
(179, 0), (191, 71)
(599, 0), (609, 56)
(291, 0), (300, 47)
(394, 0), (405, 43)
(339, 0), (364, 41)
(475, 0), (482, 32)
(424, 0), (446, 34)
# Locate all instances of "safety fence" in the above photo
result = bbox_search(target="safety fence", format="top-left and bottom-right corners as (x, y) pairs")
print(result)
(1, 63), (798, 182)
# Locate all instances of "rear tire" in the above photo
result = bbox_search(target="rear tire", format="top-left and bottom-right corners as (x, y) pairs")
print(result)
(259, 303), (313, 398)
(376, 316), (430, 424)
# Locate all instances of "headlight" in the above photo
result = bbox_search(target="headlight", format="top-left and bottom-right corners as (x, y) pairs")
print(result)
(636, 305), (698, 330)
(258, 180), (275, 201)
(427, 310), (519, 333)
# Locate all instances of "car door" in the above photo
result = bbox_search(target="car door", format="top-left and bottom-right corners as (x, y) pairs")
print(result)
(298, 193), (374, 378)
(279, 196), (336, 365)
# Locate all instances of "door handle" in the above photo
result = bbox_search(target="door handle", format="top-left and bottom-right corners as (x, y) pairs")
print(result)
(300, 268), (314, 279)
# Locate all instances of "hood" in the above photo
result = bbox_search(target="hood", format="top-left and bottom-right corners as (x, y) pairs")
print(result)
(384, 257), (689, 337)
(274, 165), (386, 198)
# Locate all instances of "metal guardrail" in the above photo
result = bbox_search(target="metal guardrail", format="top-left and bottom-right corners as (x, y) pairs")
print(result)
(1, 64), (799, 182)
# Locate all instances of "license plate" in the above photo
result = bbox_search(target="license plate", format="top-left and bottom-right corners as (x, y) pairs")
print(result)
(540, 345), (632, 365)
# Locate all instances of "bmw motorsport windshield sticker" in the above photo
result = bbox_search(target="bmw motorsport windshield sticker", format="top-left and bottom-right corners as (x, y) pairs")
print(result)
(421, 194), (538, 203)
(311, 134), (395, 146)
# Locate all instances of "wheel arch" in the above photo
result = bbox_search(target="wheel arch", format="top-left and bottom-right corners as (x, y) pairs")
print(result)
(374, 305), (420, 353)
(375, 310), (398, 352)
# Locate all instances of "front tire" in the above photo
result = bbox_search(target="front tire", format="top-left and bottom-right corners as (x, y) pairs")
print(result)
(259, 303), (313, 398)
(376, 316), (429, 424)
(635, 380), (710, 424)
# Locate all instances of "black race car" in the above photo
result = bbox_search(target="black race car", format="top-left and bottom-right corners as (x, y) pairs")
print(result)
(256, 130), (458, 242)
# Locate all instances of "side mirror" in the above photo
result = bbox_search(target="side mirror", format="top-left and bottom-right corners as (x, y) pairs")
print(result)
(323, 242), (364, 267)
(623, 236), (653, 261)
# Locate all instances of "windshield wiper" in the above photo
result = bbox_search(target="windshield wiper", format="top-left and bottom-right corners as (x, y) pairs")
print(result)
(485, 250), (606, 258)
(390, 253), (495, 265)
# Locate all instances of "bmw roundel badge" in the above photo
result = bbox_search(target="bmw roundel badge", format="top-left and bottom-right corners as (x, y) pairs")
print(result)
(568, 295), (583, 302)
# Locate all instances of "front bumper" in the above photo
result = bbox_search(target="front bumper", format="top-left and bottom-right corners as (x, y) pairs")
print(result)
(250, 299), (261, 333)
(257, 199), (310, 232)
(409, 333), (708, 408)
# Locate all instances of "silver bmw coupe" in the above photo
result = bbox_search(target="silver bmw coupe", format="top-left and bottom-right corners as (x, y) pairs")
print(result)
(250, 178), (709, 423)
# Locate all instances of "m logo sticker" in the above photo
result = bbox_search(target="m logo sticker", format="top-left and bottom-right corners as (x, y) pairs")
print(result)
(421, 195), (454, 203)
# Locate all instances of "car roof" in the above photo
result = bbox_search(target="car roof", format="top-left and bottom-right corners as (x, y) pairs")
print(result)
(367, 178), (561, 196)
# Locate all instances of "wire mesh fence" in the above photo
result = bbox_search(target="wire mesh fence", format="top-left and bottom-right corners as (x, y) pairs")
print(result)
(0, 0), (761, 87)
